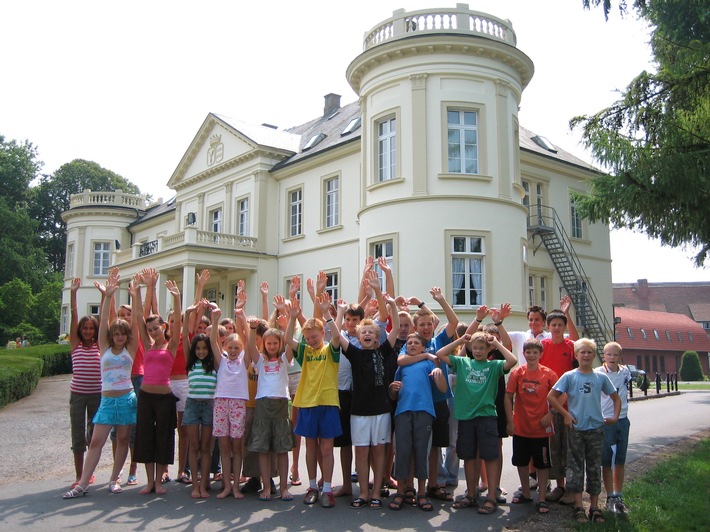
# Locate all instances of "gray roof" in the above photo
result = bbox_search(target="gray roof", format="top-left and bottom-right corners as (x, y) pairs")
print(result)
(519, 126), (595, 170)
(216, 114), (302, 153)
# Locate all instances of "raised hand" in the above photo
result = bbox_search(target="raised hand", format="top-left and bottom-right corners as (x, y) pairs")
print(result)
(70, 277), (81, 292)
(234, 290), (247, 311)
(260, 281), (269, 298)
(289, 275), (301, 299)
(165, 280), (180, 297)
(316, 270), (327, 293)
(430, 286), (444, 302)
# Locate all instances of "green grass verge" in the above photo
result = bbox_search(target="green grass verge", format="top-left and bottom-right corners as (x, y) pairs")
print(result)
(580, 439), (710, 531)
(677, 382), (710, 391)
(0, 343), (72, 408)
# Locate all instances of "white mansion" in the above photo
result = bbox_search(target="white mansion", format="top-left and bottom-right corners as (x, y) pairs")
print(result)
(61, 4), (614, 345)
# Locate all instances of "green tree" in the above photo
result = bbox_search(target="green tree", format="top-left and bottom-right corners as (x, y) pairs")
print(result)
(679, 350), (704, 381)
(0, 278), (37, 344)
(29, 159), (142, 272)
(0, 196), (51, 291)
(30, 274), (63, 342)
(0, 135), (42, 207)
(572, 0), (710, 265)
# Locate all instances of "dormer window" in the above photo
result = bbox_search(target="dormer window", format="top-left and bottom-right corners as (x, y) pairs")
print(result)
(532, 135), (558, 153)
(303, 133), (326, 151)
(341, 117), (361, 136)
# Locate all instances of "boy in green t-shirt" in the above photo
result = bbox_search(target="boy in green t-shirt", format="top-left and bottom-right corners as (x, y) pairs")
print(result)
(436, 332), (516, 514)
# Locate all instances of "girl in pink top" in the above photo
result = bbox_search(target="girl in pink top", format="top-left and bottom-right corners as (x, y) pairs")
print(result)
(68, 277), (102, 488)
(133, 278), (182, 496)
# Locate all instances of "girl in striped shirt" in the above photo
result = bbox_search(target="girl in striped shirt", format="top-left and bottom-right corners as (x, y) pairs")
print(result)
(68, 277), (102, 488)
(182, 304), (217, 499)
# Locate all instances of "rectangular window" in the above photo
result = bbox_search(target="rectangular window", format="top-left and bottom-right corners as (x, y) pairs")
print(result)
(89, 304), (100, 317)
(66, 243), (74, 278)
(210, 208), (222, 233)
(92, 242), (110, 276)
(324, 272), (339, 301)
(528, 273), (550, 308)
(570, 195), (583, 239)
(237, 198), (249, 236)
(372, 240), (394, 292)
(61, 306), (69, 335)
(289, 188), (303, 237)
(324, 176), (339, 228)
(447, 109), (479, 174)
(451, 236), (484, 306)
(528, 275), (535, 308)
(377, 117), (396, 182)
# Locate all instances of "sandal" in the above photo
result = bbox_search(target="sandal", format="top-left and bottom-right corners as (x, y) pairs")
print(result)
(369, 498), (382, 509)
(427, 485), (454, 501)
(177, 474), (191, 485)
(63, 485), (88, 499)
(536, 501), (550, 514)
(349, 497), (369, 509)
(127, 475), (138, 486)
(452, 494), (477, 509)
(109, 481), (123, 494)
(417, 496), (434, 512)
(289, 474), (302, 486)
(388, 493), (405, 511)
(547, 486), (564, 502)
(512, 493), (533, 504)
(589, 508), (605, 523)
(574, 506), (587, 523)
(403, 487), (416, 506)
(477, 498), (498, 514)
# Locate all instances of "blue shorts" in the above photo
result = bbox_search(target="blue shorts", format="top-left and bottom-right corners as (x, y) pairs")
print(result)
(601, 417), (630, 466)
(93, 391), (137, 426)
(295, 405), (342, 439)
(182, 397), (214, 426)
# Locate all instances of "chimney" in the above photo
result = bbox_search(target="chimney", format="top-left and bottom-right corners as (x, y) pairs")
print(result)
(637, 279), (650, 310)
(324, 93), (341, 117)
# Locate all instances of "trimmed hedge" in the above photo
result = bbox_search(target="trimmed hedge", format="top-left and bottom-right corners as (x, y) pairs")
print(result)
(0, 344), (72, 408)
(0, 355), (43, 408)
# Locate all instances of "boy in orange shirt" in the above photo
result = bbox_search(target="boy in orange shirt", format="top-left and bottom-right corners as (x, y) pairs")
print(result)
(504, 338), (558, 514)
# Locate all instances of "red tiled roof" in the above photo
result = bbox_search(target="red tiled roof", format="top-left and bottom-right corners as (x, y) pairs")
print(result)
(613, 281), (710, 318)
(615, 307), (710, 352)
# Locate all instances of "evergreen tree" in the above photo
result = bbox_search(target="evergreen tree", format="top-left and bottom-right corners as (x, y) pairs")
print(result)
(679, 350), (704, 381)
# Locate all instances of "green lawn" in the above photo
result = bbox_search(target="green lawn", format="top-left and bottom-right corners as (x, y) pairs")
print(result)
(677, 381), (710, 391)
(578, 438), (710, 531)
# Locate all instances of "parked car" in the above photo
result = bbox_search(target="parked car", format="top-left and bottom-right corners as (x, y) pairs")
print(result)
(627, 364), (648, 389)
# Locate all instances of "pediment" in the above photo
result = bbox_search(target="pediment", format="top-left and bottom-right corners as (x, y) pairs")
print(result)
(167, 114), (260, 190)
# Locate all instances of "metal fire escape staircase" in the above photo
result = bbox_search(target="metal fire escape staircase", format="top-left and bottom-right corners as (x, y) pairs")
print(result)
(528, 205), (611, 361)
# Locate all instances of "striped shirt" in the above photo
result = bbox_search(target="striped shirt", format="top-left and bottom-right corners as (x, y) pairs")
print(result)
(70, 342), (102, 394)
(187, 364), (218, 399)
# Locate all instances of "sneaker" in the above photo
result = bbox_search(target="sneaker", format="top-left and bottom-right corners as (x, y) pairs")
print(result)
(321, 491), (336, 508)
(351, 472), (358, 483)
(270, 479), (277, 494)
(615, 495), (628, 513)
(605, 494), (618, 512)
(242, 477), (262, 494)
(304, 488), (319, 505)
(495, 487), (507, 504)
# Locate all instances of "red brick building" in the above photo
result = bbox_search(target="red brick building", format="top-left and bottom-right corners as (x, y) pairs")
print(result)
(614, 307), (710, 377)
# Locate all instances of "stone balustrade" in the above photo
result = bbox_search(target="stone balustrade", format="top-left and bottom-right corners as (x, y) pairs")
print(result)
(363, 3), (516, 50)
(69, 189), (148, 209)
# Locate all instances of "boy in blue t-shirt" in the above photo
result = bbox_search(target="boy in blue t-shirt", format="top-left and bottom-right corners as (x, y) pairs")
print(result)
(387, 332), (447, 512)
(548, 338), (621, 524)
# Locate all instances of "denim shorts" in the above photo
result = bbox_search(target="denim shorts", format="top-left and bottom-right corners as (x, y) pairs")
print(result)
(601, 417), (630, 466)
(92, 390), (137, 426)
(182, 397), (214, 426)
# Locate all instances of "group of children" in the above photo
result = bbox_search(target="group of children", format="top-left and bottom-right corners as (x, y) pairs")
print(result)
(62, 260), (632, 523)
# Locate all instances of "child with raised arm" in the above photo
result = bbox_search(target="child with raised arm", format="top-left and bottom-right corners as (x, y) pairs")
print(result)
(540, 308), (577, 504)
(67, 277), (102, 488)
(181, 305), (217, 499)
(284, 293), (342, 508)
(246, 316), (295, 502)
(388, 332), (448, 511)
(595, 341), (632, 514)
(504, 338), (558, 514)
(548, 338), (621, 524)
(398, 287), (458, 504)
(436, 331), (517, 514)
(337, 293), (399, 510)
(209, 302), (250, 499)
(63, 274), (140, 498)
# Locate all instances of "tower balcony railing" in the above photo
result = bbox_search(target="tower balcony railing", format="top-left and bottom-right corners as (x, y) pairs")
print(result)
(69, 189), (149, 209)
(363, 3), (516, 51)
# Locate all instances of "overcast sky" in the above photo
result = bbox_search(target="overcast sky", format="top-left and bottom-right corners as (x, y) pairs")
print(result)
(2, 0), (707, 283)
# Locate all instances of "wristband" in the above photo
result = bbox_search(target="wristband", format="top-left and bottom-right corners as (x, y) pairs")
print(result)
(494, 320), (503, 326)
(475, 318), (483, 323)
(325, 318), (334, 323)
(417, 302), (425, 308)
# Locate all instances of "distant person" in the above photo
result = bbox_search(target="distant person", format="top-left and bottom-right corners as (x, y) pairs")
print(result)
(21, 335), (30, 348)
